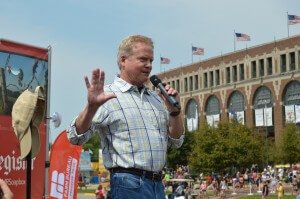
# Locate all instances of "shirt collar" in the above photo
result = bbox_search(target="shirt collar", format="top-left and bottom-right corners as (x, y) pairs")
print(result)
(113, 75), (150, 95)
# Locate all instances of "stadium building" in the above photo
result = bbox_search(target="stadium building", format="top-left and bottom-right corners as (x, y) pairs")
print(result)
(147, 35), (300, 143)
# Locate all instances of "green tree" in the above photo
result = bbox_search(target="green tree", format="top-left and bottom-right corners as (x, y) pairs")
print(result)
(83, 132), (101, 162)
(189, 120), (264, 174)
(279, 123), (300, 164)
(167, 130), (195, 169)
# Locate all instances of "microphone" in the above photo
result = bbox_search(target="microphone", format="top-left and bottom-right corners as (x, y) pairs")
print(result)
(150, 75), (181, 110)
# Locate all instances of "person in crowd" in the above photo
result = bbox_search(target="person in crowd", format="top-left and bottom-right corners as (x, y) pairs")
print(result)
(277, 182), (284, 199)
(243, 170), (249, 187)
(252, 169), (257, 188)
(293, 175), (298, 195)
(200, 181), (207, 198)
(184, 186), (192, 199)
(95, 184), (105, 199)
(296, 176), (300, 199)
(0, 179), (13, 199)
(233, 171), (240, 190)
(262, 181), (269, 199)
(67, 35), (184, 199)
(220, 178), (226, 199)
(270, 174), (277, 193)
(175, 183), (184, 197)
(212, 178), (219, 196)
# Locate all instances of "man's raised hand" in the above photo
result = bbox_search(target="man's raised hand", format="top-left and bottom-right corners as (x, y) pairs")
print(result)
(84, 68), (116, 108)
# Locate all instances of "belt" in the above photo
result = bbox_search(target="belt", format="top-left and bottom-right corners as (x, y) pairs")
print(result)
(109, 167), (162, 181)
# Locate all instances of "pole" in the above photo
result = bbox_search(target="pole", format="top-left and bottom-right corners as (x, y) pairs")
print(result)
(234, 30), (236, 51)
(264, 101), (269, 167)
(191, 44), (193, 63)
(257, 180), (262, 193)
(26, 150), (32, 199)
(232, 179), (237, 195)
(274, 36), (277, 53)
(44, 45), (52, 199)
(287, 12), (290, 37)
(248, 182), (253, 195)
(160, 54), (162, 73)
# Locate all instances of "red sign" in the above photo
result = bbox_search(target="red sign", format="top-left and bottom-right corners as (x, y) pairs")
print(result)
(48, 130), (82, 199)
(0, 39), (49, 198)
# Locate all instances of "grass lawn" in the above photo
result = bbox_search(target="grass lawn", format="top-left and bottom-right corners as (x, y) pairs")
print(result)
(238, 194), (295, 199)
(77, 189), (96, 194)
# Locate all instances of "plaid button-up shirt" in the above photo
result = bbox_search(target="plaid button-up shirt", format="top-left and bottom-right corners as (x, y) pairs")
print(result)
(67, 76), (184, 172)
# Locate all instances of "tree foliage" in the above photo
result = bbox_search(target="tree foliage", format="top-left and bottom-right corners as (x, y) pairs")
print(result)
(188, 120), (264, 174)
(278, 123), (300, 164)
(83, 132), (101, 162)
(167, 130), (195, 169)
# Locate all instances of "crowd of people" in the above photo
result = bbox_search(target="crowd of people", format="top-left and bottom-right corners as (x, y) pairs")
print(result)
(159, 165), (300, 199)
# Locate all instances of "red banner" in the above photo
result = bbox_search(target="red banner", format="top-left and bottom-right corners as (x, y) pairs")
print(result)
(0, 39), (49, 199)
(48, 130), (82, 199)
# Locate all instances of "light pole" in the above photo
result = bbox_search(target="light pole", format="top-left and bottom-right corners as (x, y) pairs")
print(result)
(263, 100), (269, 167)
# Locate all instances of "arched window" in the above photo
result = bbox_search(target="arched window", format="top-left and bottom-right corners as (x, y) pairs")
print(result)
(253, 86), (274, 128)
(186, 99), (199, 132)
(228, 91), (245, 124)
(283, 81), (300, 123)
(205, 95), (220, 127)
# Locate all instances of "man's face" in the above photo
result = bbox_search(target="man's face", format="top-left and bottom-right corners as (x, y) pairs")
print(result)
(120, 42), (153, 87)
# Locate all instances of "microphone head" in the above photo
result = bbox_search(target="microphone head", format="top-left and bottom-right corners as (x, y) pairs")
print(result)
(150, 75), (162, 87)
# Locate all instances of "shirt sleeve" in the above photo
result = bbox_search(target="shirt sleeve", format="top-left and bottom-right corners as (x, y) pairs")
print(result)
(167, 131), (185, 149)
(66, 117), (95, 145)
(166, 109), (185, 149)
(66, 105), (110, 145)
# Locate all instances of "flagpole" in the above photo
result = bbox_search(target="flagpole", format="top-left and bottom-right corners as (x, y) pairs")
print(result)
(234, 30), (236, 51)
(274, 36), (277, 53)
(160, 54), (162, 73)
(221, 51), (223, 62)
(191, 44), (193, 63)
(287, 12), (290, 37)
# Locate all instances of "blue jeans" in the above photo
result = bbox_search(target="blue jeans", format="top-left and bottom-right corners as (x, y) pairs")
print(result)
(110, 172), (165, 199)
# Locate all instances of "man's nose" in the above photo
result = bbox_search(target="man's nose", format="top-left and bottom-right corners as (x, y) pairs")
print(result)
(145, 61), (152, 67)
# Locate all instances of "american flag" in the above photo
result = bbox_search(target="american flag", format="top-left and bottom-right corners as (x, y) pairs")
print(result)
(288, 14), (300, 25)
(160, 57), (170, 64)
(235, 33), (251, 41)
(192, 46), (204, 55)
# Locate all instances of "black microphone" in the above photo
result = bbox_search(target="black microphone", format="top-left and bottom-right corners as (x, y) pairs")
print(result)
(150, 75), (181, 110)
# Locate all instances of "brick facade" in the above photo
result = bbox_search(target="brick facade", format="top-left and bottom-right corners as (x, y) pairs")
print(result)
(146, 35), (300, 143)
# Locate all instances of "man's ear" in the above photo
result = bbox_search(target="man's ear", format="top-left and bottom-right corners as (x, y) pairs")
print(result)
(120, 55), (126, 64)
(120, 55), (126, 70)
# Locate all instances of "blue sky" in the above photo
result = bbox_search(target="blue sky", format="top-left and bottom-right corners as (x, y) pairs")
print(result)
(1, 0), (300, 142)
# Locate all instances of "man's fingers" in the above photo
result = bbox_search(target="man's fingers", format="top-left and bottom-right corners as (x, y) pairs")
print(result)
(99, 70), (105, 86)
(84, 76), (91, 88)
(91, 68), (100, 85)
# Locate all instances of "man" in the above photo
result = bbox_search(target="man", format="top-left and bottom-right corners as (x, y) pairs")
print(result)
(67, 35), (184, 198)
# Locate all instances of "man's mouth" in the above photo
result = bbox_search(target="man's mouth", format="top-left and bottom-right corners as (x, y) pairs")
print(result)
(142, 71), (150, 76)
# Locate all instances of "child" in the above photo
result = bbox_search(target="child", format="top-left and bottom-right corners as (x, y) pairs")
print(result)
(220, 179), (226, 199)
(277, 182), (284, 199)
(262, 181), (269, 199)
(95, 184), (105, 199)
(199, 181), (206, 198)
